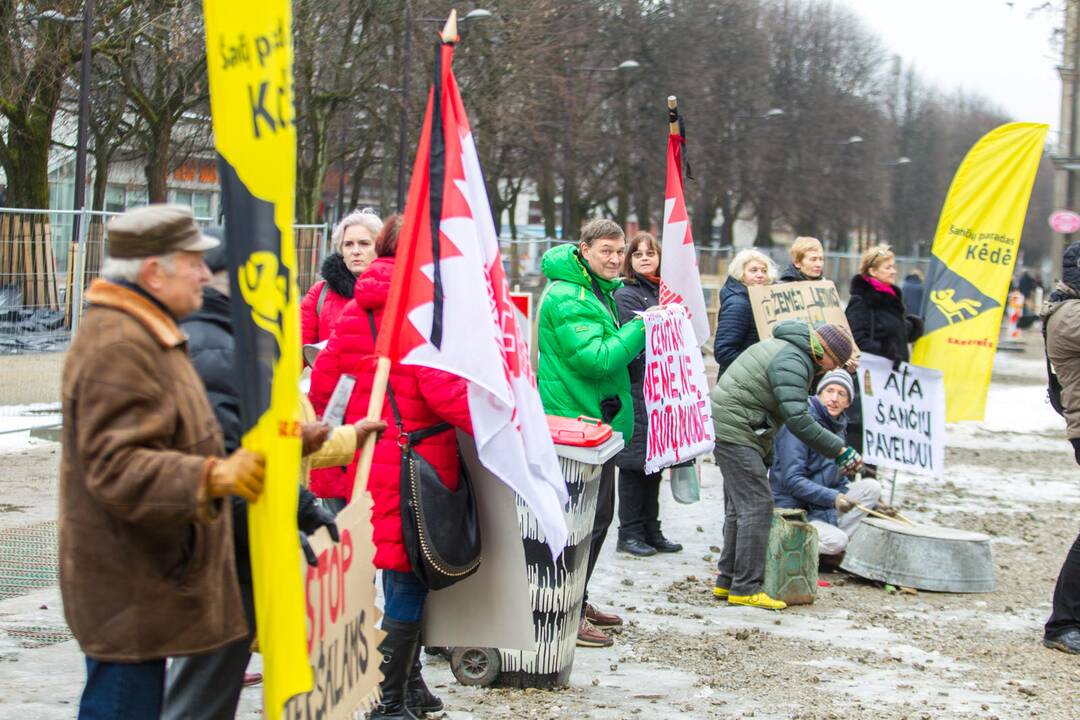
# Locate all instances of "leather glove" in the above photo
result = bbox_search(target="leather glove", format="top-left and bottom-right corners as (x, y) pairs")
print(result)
(297, 487), (339, 541)
(208, 449), (265, 502)
(301, 422), (331, 456)
(300, 532), (318, 567)
(1071, 438), (1080, 467)
(834, 446), (863, 475)
(834, 493), (855, 513)
(353, 419), (388, 446)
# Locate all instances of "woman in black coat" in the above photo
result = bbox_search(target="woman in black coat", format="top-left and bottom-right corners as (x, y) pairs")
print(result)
(713, 248), (777, 379)
(613, 232), (682, 557)
(845, 244), (924, 451)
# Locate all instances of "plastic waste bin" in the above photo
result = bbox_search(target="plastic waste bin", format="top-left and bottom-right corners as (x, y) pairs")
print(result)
(489, 420), (623, 689)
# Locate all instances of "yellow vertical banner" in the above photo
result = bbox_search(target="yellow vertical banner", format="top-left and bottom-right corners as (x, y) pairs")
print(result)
(203, 1), (312, 716)
(911, 122), (1048, 422)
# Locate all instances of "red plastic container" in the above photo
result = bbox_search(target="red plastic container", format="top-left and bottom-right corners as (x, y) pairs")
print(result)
(546, 415), (613, 447)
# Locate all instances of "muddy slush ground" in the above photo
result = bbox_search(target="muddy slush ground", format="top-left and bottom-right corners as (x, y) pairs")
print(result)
(1, 335), (1079, 719)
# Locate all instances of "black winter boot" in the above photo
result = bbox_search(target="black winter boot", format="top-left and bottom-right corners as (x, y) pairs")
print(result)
(370, 619), (422, 720)
(406, 645), (444, 715)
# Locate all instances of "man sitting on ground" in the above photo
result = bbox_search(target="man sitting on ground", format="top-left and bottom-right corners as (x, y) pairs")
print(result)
(769, 369), (883, 565)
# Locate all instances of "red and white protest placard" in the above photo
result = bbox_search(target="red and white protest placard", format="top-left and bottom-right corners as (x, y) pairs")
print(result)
(642, 306), (715, 474)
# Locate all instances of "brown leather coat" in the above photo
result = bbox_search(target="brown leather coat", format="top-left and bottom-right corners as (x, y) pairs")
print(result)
(59, 280), (247, 662)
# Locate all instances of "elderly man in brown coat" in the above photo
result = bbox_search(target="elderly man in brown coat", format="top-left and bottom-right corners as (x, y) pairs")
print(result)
(60, 205), (266, 719)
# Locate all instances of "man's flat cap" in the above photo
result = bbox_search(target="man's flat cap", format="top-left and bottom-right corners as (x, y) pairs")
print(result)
(106, 204), (219, 258)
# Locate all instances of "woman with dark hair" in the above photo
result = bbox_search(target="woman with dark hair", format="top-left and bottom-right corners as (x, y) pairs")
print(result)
(612, 232), (682, 557)
(308, 214), (467, 719)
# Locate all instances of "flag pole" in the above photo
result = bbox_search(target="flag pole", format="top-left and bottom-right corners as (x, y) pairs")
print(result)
(351, 10), (460, 501)
(668, 95), (679, 135)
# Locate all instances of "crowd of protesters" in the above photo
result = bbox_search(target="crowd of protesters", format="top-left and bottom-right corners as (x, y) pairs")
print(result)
(56, 205), (1080, 720)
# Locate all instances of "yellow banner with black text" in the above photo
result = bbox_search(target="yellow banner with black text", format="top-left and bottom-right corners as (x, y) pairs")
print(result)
(203, 1), (311, 715)
(911, 122), (1048, 422)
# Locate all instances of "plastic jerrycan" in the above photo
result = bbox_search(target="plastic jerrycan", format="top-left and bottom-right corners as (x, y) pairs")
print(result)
(761, 508), (819, 605)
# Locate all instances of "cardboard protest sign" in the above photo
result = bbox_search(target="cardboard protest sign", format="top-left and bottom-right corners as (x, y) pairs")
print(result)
(642, 306), (715, 474)
(284, 499), (384, 719)
(747, 280), (852, 340)
(859, 353), (946, 477)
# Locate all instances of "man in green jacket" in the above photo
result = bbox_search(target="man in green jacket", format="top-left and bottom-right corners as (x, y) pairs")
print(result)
(538, 218), (647, 648)
(711, 320), (862, 611)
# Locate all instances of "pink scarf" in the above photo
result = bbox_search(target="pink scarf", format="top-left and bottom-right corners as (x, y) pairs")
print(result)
(865, 275), (896, 296)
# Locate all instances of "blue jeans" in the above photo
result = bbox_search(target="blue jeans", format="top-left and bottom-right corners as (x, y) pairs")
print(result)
(382, 569), (428, 623)
(79, 657), (166, 719)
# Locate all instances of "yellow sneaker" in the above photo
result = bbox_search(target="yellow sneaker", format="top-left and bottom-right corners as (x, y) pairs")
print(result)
(727, 592), (787, 611)
(713, 585), (729, 599)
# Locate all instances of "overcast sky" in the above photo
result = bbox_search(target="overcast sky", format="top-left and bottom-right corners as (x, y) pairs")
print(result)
(843, 0), (1061, 135)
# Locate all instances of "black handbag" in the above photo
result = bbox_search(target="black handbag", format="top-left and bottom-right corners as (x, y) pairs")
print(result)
(367, 311), (482, 590)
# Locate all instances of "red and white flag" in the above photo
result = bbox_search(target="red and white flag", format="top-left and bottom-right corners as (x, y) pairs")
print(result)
(659, 117), (710, 346)
(376, 33), (569, 556)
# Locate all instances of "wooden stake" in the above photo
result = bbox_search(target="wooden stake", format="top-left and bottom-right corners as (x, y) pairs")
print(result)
(856, 502), (915, 526)
(349, 356), (392, 502)
(668, 95), (679, 135)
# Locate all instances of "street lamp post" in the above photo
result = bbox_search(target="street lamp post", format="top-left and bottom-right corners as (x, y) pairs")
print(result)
(71, 0), (94, 247)
(395, 7), (492, 212)
(828, 134), (866, 252)
(559, 60), (640, 240)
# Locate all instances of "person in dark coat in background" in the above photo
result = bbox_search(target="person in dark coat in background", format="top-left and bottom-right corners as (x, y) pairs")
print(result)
(1039, 240), (1080, 655)
(844, 244), (924, 453)
(613, 232), (682, 557)
(779, 236), (825, 283)
(901, 269), (924, 318)
(164, 232), (380, 720)
(714, 248), (777, 380)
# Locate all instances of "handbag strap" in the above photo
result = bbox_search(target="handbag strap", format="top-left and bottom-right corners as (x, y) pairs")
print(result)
(366, 309), (452, 447)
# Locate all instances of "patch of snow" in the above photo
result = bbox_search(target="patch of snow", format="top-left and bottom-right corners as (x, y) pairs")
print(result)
(976, 384), (1064, 434)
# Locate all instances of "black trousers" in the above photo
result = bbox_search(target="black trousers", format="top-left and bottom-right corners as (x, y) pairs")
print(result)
(582, 460), (616, 607)
(617, 467), (661, 542)
(1047, 529), (1080, 638)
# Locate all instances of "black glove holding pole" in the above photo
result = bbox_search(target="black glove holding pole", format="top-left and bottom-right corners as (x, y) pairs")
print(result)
(297, 485), (339, 541)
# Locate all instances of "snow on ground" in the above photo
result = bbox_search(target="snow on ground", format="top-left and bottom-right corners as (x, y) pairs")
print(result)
(0, 403), (61, 451)
(3, 342), (1080, 719)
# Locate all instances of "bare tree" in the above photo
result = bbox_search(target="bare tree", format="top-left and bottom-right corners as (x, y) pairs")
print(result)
(99, 0), (209, 203)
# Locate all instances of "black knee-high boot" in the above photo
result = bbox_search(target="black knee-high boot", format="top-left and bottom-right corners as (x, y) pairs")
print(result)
(406, 645), (443, 715)
(371, 619), (422, 720)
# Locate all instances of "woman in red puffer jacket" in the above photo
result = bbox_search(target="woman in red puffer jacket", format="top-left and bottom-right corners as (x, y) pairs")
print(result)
(308, 215), (472, 718)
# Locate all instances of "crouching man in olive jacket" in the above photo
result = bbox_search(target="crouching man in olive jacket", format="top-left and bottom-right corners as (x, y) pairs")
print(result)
(710, 321), (862, 611)
(59, 205), (266, 719)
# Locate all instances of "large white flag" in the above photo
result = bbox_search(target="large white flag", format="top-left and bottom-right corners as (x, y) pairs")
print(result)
(375, 38), (569, 557)
(659, 122), (710, 346)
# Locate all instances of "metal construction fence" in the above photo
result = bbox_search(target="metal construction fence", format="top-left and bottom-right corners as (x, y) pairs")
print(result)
(0, 206), (929, 358)
(0, 207), (330, 355)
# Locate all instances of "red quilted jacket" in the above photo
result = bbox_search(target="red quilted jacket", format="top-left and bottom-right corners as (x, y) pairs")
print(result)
(300, 253), (357, 346)
(308, 256), (473, 572)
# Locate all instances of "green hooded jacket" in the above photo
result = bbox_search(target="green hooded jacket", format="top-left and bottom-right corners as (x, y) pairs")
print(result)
(537, 244), (646, 441)
(710, 320), (845, 461)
